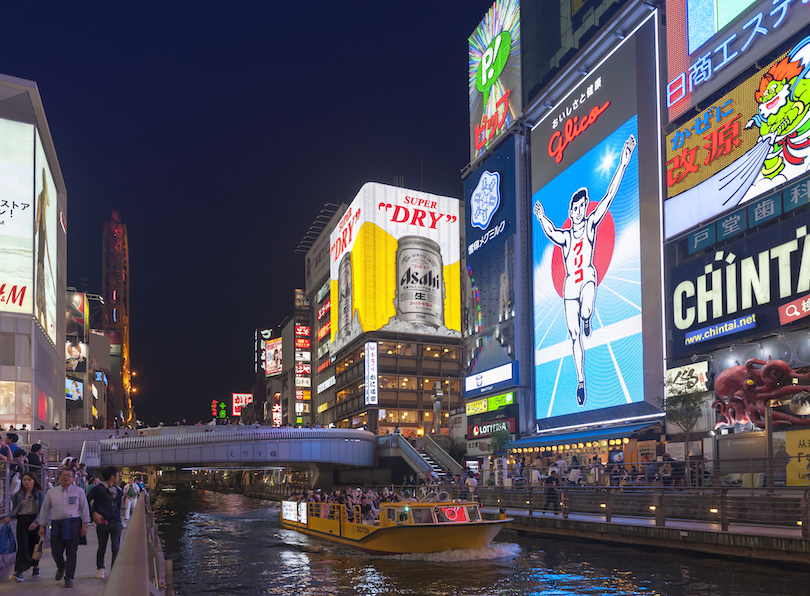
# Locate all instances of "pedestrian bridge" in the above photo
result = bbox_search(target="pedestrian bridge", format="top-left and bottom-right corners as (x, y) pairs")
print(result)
(87, 427), (377, 468)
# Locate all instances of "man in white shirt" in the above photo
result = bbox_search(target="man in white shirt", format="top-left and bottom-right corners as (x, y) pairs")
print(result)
(124, 477), (141, 524)
(37, 468), (90, 588)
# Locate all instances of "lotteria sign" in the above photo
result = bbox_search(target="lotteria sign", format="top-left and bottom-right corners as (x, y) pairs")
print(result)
(668, 209), (810, 358)
(468, 0), (521, 161)
(464, 362), (516, 397)
(468, 417), (515, 438)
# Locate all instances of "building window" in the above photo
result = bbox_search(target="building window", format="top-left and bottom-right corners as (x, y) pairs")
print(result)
(0, 333), (14, 366)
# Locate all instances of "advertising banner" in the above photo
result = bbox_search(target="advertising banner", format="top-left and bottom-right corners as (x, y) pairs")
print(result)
(669, 209), (810, 358)
(35, 131), (58, 344)
(94, 330), (122, 356)
(468, 417), (516, 439)
(265, 337), (282, 376)
(364, 341), (378, 405)
(785, 428), (810, 486)
(464, 362), (516, 397)
(665, 361), (710, 397)
(329, 183), (460, 355)
(530, 16), (659, 420)
(232, 392), (253, 417)
(66, 378), (83, 401)
(665, 31), (810, 239)
(466, 391), (515, 416)
(66, 292), (88, 340)
(65, 341), (87, 373)
(666, 0), (810, 122)
(464, 136), (517, 337)
(469, 0), (521, 161)
(0, 119), (35, 316)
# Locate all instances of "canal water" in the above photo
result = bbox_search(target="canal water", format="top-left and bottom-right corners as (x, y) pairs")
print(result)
(155, 490), (807, 596)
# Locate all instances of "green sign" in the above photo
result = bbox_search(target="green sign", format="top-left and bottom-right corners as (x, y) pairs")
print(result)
(476, 31), (512, 106)
(488, 392), (514, 411)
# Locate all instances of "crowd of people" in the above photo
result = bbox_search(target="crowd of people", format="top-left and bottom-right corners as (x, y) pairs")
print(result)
(2, 437), (147, 588)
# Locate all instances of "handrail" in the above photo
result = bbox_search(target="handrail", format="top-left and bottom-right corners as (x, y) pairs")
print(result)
(103, 492), (170, 596)
(425, 434), (463, 475)
(377, 434), (432, 475)
(99, 427), (376, 452)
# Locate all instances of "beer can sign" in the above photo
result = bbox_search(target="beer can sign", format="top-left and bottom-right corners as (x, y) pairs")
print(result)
(338, 253), (353, 338)
(395, 236), (444, 327)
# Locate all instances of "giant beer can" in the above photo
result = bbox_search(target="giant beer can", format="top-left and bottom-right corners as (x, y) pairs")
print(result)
(395, 236), (444, 327)
(338, 253), (353, 337)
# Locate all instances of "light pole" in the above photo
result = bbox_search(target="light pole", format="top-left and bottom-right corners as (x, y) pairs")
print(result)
(431, 381), (443, 435)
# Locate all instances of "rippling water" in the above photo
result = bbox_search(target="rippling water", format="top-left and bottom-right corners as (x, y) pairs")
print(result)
(155, 490), (807, 596)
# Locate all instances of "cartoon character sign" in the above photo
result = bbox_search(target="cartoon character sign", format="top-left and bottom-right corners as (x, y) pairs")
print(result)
(533, 117), (643, 418)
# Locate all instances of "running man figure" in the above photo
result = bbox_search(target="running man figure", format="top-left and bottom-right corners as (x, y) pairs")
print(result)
(533, 135), (636, 407)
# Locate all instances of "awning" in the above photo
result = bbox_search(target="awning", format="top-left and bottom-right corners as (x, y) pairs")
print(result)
(508, 421), (660, 451)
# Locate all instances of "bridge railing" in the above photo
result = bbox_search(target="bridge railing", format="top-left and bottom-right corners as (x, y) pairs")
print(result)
(99, 427), (376, 452)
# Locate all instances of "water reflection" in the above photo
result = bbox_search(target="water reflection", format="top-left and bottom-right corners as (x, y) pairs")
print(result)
(155, 491), (806, 596)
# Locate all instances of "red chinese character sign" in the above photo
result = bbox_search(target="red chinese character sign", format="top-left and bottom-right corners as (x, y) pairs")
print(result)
(468, 0), (521, 161)
(664, 36), (810, 239)
(232, 393), (253, 417)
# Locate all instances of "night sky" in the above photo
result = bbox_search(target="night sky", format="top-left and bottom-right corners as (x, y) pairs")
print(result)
(5, 2), (494, 425)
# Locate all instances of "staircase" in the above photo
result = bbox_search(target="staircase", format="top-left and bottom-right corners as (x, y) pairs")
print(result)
(416, 449), (445, 480)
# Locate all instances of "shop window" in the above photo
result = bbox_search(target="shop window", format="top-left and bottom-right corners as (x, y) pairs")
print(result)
(0, 381), (15, 415)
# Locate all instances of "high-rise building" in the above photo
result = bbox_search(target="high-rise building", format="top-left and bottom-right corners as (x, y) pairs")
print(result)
(102, 210), (134, 425)
(0, 74), (67, 430)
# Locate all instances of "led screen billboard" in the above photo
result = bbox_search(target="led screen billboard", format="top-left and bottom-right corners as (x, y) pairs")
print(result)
(665, 33), (810, 239)
(469, 0), (521, 161)
(35, 131), (58, 344)
(0, 119), (35, 315)
(668, 208), (810, 358)
(265, 337), (282, 376)
(65, 341), (87, 373)
(666, 0), (810, 122)
(329, 183), (460, 355)
(530, 15), (661, 421)
(66, 378), (83, 401)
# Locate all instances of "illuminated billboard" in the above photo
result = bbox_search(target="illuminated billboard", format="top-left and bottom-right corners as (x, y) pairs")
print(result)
(530, 15), (661, 420)
(65, 341), (87, 373)
(265, 337), (282, 376)
(469, 0), (521, 161)
(0, 119), (35, 316)
(666, 0), (810, 122)
(35, 131), (58, 344)
(665, 34), (810, 239)
(66, 292), (89, 340)
(66, 378), (83, 401)
(329, 183), (460, 355)
(232, 393), (253, 417)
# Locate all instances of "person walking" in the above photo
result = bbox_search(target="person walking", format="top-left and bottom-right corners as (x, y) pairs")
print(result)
(36, 468), (90, 588)
(123, 477), (141, 526)
(4, 472), (45, 582)
(87, 467), (124, 579)
(543, 469), (561, 514)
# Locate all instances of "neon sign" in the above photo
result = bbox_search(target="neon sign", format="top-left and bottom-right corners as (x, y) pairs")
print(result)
(547, 101), (610, 164)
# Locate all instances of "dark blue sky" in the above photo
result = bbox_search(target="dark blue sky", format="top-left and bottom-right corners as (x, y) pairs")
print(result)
(5, 1), (493, 424)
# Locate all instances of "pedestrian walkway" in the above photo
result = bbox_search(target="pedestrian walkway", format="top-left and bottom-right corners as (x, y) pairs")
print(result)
(0, 523), (127, 595)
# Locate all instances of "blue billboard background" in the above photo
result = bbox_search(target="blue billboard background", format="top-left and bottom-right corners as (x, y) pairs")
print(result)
(532, 116), (643, 419)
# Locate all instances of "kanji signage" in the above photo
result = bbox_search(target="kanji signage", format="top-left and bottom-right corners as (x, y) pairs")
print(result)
(364, 341), (378, 405)
(665, 362), (710, 397)
(665, 34), (810, 239)
(231, 393), (253, 417)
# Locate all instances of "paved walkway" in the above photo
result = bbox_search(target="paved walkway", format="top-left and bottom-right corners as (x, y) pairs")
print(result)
(0, 523), (127, 595)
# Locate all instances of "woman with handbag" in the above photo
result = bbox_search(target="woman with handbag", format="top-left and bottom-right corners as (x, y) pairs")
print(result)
(4, 472), (45, 582)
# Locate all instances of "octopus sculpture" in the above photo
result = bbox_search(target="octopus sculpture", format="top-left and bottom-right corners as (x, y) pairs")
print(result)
(712, 358), (810, 429)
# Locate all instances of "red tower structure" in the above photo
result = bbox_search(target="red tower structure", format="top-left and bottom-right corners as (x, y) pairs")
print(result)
(102, 211), (133, 425)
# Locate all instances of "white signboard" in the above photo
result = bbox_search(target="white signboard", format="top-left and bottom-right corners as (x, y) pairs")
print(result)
(665, 361), (709, 398)
(365, 341), (378, 405)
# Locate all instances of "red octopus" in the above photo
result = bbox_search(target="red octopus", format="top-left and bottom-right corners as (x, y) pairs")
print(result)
(712, 358), (810, 429)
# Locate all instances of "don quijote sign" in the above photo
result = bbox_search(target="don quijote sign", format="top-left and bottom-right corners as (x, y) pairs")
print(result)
(468, 417), (515, 438)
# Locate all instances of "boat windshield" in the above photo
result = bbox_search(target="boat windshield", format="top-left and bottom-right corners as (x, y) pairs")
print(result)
(411, 507), (435, 524)
(434, 505), (469, 523)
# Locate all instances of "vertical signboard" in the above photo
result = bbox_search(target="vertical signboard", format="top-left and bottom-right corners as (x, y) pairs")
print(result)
(364, 341), (378, 405)
(469, 0), (521, 161)
(34, 131), (58, 344)
(329, 183), (460, 355)
(664, 33), (810, 238)
(265, 337), (283, 376)
(0, 119), (35, 315)
(530, 15), (661, 420)
(666, 0), (810, 122)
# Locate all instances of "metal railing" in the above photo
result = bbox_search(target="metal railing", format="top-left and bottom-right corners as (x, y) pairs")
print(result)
(98, 427), (376, 452)
(425, 434), (464, 475)
(103, 492), (171, 596)
(377, 434), (432, 475)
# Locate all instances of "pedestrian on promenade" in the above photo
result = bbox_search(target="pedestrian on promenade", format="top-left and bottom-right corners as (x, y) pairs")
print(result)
(4, 472), (45, 582)
(36, 468), (90, 588)
(543, 469), (561, 514)
(123, 477), (141, 525)
(88, 467), (123, 579)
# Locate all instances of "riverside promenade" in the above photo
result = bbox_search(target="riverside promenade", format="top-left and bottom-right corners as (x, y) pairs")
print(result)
(0, 524), (124, 595)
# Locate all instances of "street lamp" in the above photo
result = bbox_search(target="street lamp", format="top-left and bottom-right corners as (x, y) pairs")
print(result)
(430, 381), (443, 435)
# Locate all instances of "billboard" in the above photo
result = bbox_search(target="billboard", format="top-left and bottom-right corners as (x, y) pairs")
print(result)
(66, 378), (83, 401)
(35, 131), (58, 344)
(464, 362), (516, 397)
(265, 337), (282, 376)
(0, 119), (35, 315)
(665, 361), (710, 397)
(668, 209), (810, 358)
(329, 183), (460, 354)
(665, 33), (810, 239)
(232, 392), (253, 417)
(255, 328), (271, 374)
(469, 0), (521, 161)
(65, 341), (87, 373)
(66, 292), (88, 340)
(666, 0), (810, 122)
(530, 16), (660, 420)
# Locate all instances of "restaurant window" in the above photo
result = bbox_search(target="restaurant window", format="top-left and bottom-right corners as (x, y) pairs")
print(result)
(441, 347), (459, 360)
(422, 345), (441, 358)
(399, 410), (416, 424)
(421, 378), (441, 391)
(399, 377), (416, 390)
(379, 375), (398, 389)
(379, 341), (398, 356)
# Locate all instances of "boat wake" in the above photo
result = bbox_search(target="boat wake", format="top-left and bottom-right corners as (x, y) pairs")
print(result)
(384, 542), (520, 562)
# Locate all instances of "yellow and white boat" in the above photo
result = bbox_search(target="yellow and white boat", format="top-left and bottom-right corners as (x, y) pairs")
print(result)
(279, 498), (511, 555)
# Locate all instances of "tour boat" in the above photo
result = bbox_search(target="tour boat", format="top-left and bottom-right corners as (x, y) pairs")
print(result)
(279, 498), (511, 555)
